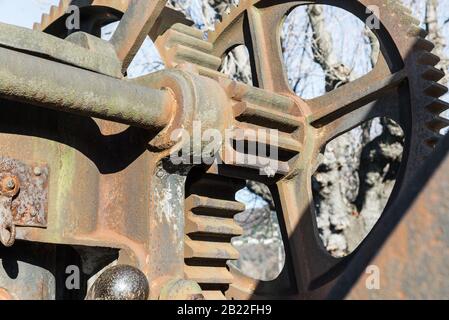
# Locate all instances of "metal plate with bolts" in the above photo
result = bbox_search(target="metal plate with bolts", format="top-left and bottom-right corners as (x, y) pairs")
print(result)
(0, 157), (48, 227)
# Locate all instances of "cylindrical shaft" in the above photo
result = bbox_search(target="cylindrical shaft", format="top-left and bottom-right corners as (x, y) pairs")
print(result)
(0, 47), (174, 132)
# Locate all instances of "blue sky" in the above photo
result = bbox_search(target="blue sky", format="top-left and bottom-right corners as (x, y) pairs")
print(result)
(0, 0), (58, 28)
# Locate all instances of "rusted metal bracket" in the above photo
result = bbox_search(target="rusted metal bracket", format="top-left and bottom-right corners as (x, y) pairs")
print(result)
(0, 22), (122, 78)
(0, 157), (49, 246)
(0, 195), (15, 247)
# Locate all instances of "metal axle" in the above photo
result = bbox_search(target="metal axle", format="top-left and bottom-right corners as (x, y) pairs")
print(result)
(0, 46), (175, 132)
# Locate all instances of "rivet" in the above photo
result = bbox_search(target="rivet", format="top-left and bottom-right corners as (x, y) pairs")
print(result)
(33, 167), (42, 176)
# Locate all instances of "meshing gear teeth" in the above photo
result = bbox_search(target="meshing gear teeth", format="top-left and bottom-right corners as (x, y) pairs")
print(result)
(35, 0), (449, 299)
(217, 0), (448, 152)
(184, 172), (245, 300)
(156, 24), (222, 73)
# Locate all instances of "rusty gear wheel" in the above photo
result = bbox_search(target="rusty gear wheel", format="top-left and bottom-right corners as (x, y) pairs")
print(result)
(35, 0), (448, 299)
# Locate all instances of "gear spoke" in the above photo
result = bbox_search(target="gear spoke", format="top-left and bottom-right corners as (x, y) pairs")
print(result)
(245, 5), (291, 92)
(275, 173), (339, 297)
(307, 57), (406, 125)
(110, 0), (168, 73)
(319, 89), (402, 145)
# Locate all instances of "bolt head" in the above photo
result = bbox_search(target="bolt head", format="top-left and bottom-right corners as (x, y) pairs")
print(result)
(1, 176), (19, 196)
(4, 178), (15, 191)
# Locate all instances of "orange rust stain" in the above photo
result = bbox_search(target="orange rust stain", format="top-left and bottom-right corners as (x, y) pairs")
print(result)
(95, 119), (129, 136)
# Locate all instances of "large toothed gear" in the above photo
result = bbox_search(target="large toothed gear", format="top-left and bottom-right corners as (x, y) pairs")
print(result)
(36, 0), (448, 300)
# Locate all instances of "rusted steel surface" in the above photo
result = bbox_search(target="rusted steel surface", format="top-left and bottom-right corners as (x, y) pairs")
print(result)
(0, 157), (49, 227)
(0, 195), (15, 247)
(0, 22), (122, 77)
(0, 157), (48, 247)
(0, 0), (447, 300)
(0, 47), (175, 132)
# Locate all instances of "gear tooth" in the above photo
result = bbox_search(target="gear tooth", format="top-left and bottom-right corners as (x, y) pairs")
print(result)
(406, 5), (449, 145)
(408, 25), (428, 38)
(427, 116), (449, 133)
(425, 136), (441, 148)
(183, 176), (244, 292)
(418, 51), (441, 66)
(415, 38), (435, 52)
(197, 66), (229, 79)
(34, 0), (69, 32)
(171, 23), (204, 40)
(49, 5), (58, 20)
(426, 99), (449, 115)
(160, 22), (228, 75)
(35, 0), (128, 34)
(33, 22), (41, 31)
(161, 29), (212, 53)
(167, 44), (222, 70)
(41, 14), (50, 29)
(424, 82), (448, 98)
(59, 0), (71, 14)
(422, 65), (446, 81)
(425, 138), (439, 149)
